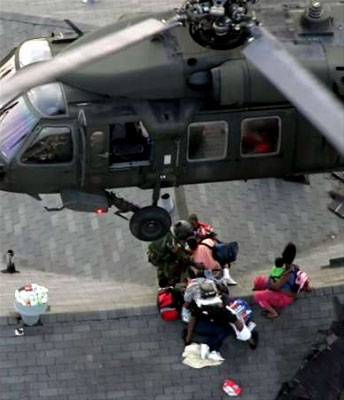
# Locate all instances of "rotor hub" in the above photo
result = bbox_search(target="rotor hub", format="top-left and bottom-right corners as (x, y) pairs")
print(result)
(182, 0), (259, 49)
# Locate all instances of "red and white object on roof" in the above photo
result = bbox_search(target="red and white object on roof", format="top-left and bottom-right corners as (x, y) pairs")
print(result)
(223, 379), (242, 397)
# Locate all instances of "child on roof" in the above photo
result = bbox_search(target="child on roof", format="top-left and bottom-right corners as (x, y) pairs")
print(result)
(188, 214), (215, 241)
(269, 257), (285, 283)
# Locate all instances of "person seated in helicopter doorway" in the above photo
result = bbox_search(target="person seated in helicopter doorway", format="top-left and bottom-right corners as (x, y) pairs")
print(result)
(188, 214), (216, 242)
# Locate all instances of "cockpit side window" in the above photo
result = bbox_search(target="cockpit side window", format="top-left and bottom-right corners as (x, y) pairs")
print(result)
(21, 127), (73, 164)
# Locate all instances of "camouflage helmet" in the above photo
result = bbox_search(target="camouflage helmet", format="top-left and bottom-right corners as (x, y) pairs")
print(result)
(171, 220), (193, 240)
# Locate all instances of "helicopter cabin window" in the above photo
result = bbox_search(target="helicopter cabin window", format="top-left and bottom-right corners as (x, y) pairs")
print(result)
(187, 121), (228, 162)
(21, 127), (73, 164)
(109, 121), (151, 164)
(241, 117), (281, 157)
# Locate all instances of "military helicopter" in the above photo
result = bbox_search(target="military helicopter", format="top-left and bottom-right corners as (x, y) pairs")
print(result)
(0, 0), (343, 241)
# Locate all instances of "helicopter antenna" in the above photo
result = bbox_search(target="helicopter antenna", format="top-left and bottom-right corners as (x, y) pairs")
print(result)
(63, 19), (84, 37)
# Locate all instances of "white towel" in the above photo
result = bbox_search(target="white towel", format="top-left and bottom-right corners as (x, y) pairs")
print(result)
(182, 343), (224, 369)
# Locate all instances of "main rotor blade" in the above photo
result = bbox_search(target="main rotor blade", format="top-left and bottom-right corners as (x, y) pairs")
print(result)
(243, 26), (344, 156)
(0, 17), (182, 107)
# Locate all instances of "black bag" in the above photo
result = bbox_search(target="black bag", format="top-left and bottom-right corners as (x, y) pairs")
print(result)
(201, 241), (239, 265)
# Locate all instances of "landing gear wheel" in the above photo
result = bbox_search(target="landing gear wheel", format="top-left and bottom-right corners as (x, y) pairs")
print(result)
(129, 206), (172, 241)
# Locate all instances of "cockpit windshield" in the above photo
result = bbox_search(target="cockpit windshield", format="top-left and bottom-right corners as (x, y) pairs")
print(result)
(28, 83), (67, 117)
(19, 39), (52, 67)
(0, 39), (63, 159)
(0, 97), (39, 159)
(0, 39), (67, 159)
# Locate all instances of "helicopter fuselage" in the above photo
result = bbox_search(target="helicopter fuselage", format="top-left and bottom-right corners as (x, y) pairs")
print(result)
(0, 2), (343, 199)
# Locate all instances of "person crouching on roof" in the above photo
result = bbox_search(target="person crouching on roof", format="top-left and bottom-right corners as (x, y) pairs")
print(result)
(186, 237), (237, 285)
(183, 280), (259, 361)
(254, 243), (312, 319)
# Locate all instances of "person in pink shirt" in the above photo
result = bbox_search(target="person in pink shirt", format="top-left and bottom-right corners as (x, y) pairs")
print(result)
(187, 237), (238, 285)
(186, 237), (221, 271)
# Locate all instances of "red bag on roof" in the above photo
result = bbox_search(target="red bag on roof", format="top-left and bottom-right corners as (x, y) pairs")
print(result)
(157, 288), (179, 321)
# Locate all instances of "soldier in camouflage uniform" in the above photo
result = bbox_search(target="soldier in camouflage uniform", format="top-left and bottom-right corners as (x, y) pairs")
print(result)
(148, 220), (201, 287)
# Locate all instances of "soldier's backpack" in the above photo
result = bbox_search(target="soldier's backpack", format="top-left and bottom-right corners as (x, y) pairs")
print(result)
(157, 287), (179, 321)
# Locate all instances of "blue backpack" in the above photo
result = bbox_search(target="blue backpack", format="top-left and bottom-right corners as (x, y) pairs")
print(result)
(202, 241), (239, 266)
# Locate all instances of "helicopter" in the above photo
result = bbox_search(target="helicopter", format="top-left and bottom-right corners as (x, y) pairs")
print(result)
(0, 0), (343, 241)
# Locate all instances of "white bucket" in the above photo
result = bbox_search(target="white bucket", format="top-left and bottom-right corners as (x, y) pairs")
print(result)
(14, 300), (48, 326)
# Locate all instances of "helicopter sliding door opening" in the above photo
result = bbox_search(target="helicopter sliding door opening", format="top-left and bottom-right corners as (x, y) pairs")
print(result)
(109, 121), (152, 167)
